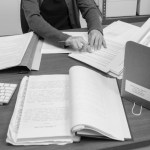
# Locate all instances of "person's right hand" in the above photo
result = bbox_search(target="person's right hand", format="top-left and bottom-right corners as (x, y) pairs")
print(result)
(65, 36), (91, 52)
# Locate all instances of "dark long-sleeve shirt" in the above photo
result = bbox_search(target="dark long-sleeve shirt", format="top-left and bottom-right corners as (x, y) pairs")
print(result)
(22, 0), (103, 43)
(40, 0), (72, 30)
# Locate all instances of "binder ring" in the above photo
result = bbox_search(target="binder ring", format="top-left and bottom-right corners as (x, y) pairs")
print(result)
(132, 103), (142, 116)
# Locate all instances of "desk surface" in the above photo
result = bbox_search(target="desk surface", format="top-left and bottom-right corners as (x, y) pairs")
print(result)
(0, 21), (150, 150)
(0, 53), (150, 150)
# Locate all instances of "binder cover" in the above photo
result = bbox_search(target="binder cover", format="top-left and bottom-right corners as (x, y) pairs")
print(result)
(121, 41), (150, 109)
(19, 33), (39, 70)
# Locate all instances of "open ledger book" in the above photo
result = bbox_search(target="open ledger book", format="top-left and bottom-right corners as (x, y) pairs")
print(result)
(0, 32), (42, 71)
(7, 66), (131, 145)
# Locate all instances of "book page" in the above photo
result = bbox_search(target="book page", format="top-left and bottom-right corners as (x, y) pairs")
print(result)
(69, 40), (124, 74)
(0, 32), (33, 70)
(104, 20), (140, 45)
(69, 66), (131, 141)
(131, 18), (150, 43)
(16, 75), (77, 143)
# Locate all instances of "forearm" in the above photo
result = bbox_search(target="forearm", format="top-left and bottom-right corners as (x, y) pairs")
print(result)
(22, 0), (70, 43)
(85, 8), (103, 34)
(26, 15), (70, 41)
(77, 0), (103, 34)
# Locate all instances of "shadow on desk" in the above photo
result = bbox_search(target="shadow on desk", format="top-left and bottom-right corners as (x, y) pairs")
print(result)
(0, 66), (30, 75)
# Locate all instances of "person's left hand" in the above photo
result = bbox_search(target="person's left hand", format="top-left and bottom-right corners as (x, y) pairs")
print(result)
(88, 30), (106, 51)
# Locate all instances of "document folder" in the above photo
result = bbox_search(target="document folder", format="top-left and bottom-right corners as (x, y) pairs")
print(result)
(121, 41), (150, 109)
(0, 32), (41, 71)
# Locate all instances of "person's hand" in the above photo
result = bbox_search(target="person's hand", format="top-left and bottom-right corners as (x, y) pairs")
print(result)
(65, 36), (91, 52)
(88, 30), (107, 51)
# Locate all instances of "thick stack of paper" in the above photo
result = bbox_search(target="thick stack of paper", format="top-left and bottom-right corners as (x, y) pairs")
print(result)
(130, 18), (150, 45)
(6, 66), (131, 145)
(6, 76), (80, 145)
(41, 20), (150, 79)
(69, 21), (140, 79)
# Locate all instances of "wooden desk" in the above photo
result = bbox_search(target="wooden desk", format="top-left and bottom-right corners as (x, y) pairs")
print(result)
(0, 53), (150, 150)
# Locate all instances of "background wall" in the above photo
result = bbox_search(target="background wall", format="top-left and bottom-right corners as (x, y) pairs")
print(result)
(0, 0), (22, 36)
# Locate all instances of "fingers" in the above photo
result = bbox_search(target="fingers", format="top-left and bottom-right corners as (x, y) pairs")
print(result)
(81, 44), (93, 53)
(65, 32), (106, 53)
(76, 40), (83, 50)
(89, 33), (95, 50)
(65, 36), (88, 51)
(102, 37), (107, 48)
(88, 30), (107, 51)
(95, 35), (102, 50)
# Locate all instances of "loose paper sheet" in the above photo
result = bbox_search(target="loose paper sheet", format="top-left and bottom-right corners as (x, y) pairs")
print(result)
(41, 32), (89, 54)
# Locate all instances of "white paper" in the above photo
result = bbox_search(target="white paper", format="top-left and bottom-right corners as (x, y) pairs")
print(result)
(104, 20), (140, 45)
(0, 32), (33, 70)
(69, 39), (124, 74)
(140, 30), (150, 47)
(6, 76), (29, 144)
(68, 21), (141, 78)
(17, 75), (74, 140)
(69, 66), (131, 140)
(41, 40), (71, 54)
(41, 32), (89, 54)
(131, 18), (150, 43)
(7, 66), (131, 145)
(7, 75), (79, 145)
